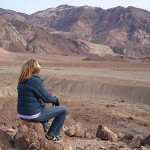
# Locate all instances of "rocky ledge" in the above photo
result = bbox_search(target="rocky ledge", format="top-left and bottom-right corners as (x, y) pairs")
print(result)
(0, 121), (150, 150)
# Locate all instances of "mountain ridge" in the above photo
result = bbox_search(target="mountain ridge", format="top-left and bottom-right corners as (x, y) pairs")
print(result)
(0, 5), (150, 57)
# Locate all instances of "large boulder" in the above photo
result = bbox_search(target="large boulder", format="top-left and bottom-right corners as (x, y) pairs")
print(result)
(14, 121), (63, 150)
(96, 125), (118, 142)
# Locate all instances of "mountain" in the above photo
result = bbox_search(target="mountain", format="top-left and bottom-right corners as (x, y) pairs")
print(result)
(32, 5), (150, 57)
(0, 16), (113, 56)
(0, 8), (29, 21)
(0, 5), (150, 57)
(0, 17), (27, 53)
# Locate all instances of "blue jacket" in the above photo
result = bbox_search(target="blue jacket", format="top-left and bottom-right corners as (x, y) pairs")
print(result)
(17, 75), (57, 115)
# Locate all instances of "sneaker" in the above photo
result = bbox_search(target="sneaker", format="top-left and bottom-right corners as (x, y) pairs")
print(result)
(45, 133), (63, 142)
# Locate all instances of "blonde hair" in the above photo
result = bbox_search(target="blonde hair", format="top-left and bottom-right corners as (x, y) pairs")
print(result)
(19, 59), (41, 83)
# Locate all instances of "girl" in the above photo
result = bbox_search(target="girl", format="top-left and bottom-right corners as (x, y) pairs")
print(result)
(17, 59), (67, 142)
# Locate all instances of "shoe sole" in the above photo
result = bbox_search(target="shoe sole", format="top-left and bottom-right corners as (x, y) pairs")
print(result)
(45, 134), (63, 142)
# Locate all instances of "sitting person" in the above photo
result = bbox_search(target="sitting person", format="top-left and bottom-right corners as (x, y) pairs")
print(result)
(17, 59), (67, 142)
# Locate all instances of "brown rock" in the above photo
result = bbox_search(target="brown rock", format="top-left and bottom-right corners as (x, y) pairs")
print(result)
(140, 134), (150, 146)
(64, 123), (87, 138)
(123, 134), (134, 141)
(84, 131), (93, 139)
(140, 146), (148, 150)
(96, 125), (118, 142)
(129, 134), (143, 148)
(14, 121), (63, 150)
(0, 128), (14, 149)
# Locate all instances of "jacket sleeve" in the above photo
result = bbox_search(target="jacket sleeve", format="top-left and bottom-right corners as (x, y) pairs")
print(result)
(31, 77), (58, 103)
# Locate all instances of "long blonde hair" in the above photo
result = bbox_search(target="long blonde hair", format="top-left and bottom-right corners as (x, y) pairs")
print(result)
(19, 59), (41, 83)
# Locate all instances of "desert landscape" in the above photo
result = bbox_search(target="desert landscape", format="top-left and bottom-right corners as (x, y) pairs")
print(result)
(0, 48), (150, 149)
(0, 4), (150, 150)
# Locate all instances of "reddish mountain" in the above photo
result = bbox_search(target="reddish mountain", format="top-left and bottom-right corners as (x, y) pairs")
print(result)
(0, 5), (150, 57)
(0, 16), (113, 56)
(32, 5), (150, 57)
(0, 8), (28, 21)
(0, 17), (27, 53)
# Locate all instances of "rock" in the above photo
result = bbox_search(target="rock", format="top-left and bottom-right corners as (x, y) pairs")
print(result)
(18, 120), (44, 137)
(117, 132), (125, 139)
(84, 131), (95, 139)
(140, 134), (150, 146)
(84, 144), (92, 150)
(64, 124), (94, 139)
(74, 123), (85, 138)
(128, 117), (134, 120)
(130, 134), (143, 148)
(122, 134), (134, 145)
(83, 144), (106, 150)
(140, 146), (148, 150)
(123, 134), (134, 141)
(64, 123), (85, 138)
(14, 121), (63, 150)
(76, 147), (83, 150)
(65, 126), (76, 137)
(0, 128), (14, 149)
(96, 125), (118, 142)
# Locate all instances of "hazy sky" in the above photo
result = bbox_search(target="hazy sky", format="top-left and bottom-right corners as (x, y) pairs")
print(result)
(1, 0), (150, 14)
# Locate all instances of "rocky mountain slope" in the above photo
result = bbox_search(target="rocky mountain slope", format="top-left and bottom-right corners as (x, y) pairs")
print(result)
(0, 15), (114, 56)
(0, 5), (150, 57)
(32, 5), (150, 57)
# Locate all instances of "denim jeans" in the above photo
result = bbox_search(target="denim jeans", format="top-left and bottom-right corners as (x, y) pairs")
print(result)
(31, 106), (67, 136)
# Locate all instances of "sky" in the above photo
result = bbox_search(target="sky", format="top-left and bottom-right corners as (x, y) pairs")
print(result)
(0, 0), (150, 14)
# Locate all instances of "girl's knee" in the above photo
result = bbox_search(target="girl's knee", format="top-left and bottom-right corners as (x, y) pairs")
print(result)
(61, 106), (67, 114)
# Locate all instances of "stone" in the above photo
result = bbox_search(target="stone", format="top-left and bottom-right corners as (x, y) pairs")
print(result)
(64, 123), (85, 138)
(96, 125), (118, 142)
(65, 128), (76, 137)
(0, 128), (14, 149)
(14, 121), (63, 150)
(140, 134), (150, 146)
(130, 134), (143, 148)
(123, 134), (134, 141)
(140, 146), (148, 150)
(76, 147), (84, 150)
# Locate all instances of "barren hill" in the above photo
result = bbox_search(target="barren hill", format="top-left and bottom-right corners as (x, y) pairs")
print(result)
(32, 5), (150, 57)
(0, 5), (150, 57)
(0, 12), (114, 56)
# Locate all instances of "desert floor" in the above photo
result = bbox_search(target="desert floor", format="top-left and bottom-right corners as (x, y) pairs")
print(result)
(0, 52), (150, 149)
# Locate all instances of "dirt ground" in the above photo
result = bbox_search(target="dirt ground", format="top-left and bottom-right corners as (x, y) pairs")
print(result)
(0, 52), (150, 149)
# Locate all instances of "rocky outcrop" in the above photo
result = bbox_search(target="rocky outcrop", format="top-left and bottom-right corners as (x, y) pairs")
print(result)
(140, 134), (150, 146)
(0, 8), (29, 21)
(14, 121), (63, 150)
(1, 121), (150, 150)
(0, 17), (27, 53)
(96, 124), (118, 142)
(32, 5), (150, 57)
(64, 123), (94, 139)
(0, 16), (113, 56)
